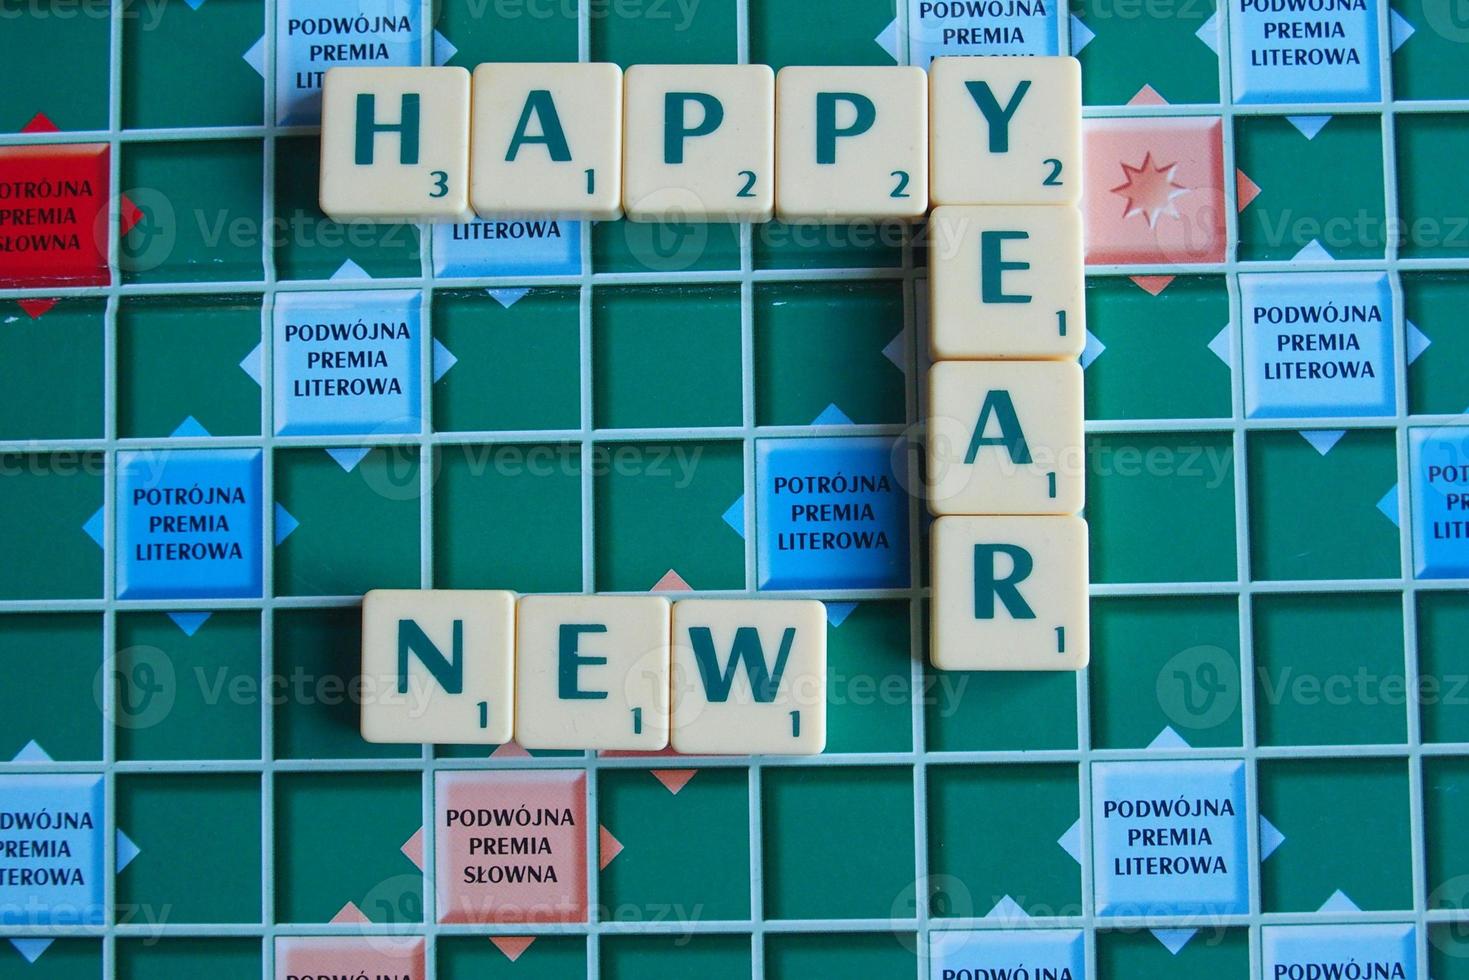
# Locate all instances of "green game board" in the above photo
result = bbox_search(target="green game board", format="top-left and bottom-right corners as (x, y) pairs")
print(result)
(1, 0), (1468, 978)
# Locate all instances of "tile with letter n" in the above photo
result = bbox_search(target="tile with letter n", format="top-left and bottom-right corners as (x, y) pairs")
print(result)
(116, 939), (261, 980)
(121, 0), (264, 129)
(1247, 429), (1400, 581)
(765, 934), (916, 980)
(0, 452), (103, 599)
(749, 0), (896, 68)
(433, 289), (580, 433)
(437, 935), (586, 979)
(761, 766), (915, 920)
(435, 0), (578, 63)
(598, 769), (750, 922)
(1418, 591), (1469, 745)
(115, 773), (261, 924)
(1235, 114), (1386, 261)
(1424, 757), (1469, 912)
(1095, 929), (1249, 980)
(1258, 757), (1413, 912)
(593, 440), (744, 592)
(0, 614), (101, 762)
(117, 296), (262, 439)
(1252, 593), (1406, 747)
(1070, 0), (1220, 105)
(1391, 0), (1469, 99)
(1404, 273), (1469, 415)
(1090, 595), (1243, 750)
(1085, 431), (1236, 584)
(825, 601), (913, 754)
(603, 936), (751, 980)
(434, 443), (583, 594)
(1083, 276), (1231, 422)
(0, 2), (109, 132)
(0, 298), (104, 440)
(272, 136), (422, 281)
(273, 447), (421, 597)
(119, 140), (265, 284)
(928, 764), (1081, 919)
(0, 938), (100, 979)
(274, 771), (423, 924)
(1396, 114), (1469, 260)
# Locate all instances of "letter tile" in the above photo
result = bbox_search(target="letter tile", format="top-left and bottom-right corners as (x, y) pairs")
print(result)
(514, 595), (671, 751)
(926, 360), (1084, 516)
(670, 599), (826, 756)
(320, 66), (473, 223)
(774, 66), (928, 222)
(623, 64), (775, 222)
(471, 62), (623, 220)
(930, 515), (1090, 671)
(360, 589), (516, 744)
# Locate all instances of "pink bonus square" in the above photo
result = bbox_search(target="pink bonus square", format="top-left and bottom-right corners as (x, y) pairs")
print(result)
(1083, 117), (1227, 266)
(435, 770), (588, 924)
(275, 936), (424, 980)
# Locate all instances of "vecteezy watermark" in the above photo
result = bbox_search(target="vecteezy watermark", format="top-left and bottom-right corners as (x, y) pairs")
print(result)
(0, 0), (168, 31)
(1157, 645), (1241, 733)
(449, 0), (703, 30)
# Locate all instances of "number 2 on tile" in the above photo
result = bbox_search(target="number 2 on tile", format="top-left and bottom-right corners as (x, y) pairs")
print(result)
(1043, 158), (1063, 186)
(737, 170), (757, 198)
(890, 170), (910, 199)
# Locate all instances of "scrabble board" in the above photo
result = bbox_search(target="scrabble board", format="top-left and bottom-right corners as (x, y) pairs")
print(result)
(1, 1), (1468, 979)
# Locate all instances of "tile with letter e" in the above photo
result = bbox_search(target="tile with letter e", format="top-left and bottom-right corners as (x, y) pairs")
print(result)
(929, 55), (1081, 206)
(514, 595), (670, 751)
(471, 62), (622, 220)
(670, 599), (827, 756)
(117, 449), (263, 600)
(1412, 427), (1469, 579)
(0, 774), (104, 926)
(774, 66), (927, 222)
(360, 589), (516, 745)
(319, 66), (472, 223)
(930, 516), (1089, 671)
(623, 65), (775, 222)
(928, 205), (1085, 360)
(926, 360), (1085, 516)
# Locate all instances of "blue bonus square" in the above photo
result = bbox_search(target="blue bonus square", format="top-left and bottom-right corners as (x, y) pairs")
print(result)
(1091, 760), (1248, 917)
(1411, 427), (1469, 579)
(756, 437), (911, 590)
(1263, 924), (1414, 980)
(274, 290), (421, 437)
(930, 929), (1084, 980)
(117, 449), (264, 600)
(1230, 0), (1381, 103)
(1242, 272), (1395, 419)
(0, 775), (104, 926)
(907, 0), (1060, 61)
(432, 218), (582, 278)
(275, 0), (423, 125)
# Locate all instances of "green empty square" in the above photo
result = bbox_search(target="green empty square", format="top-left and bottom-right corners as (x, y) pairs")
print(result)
(1084, 276), (1231, 421)
(1425, 756), (1469, 910)
(752, 220), (905, 271)
(1247, 429), (1400, 581)
(434, 443), (583, 593)
(928, 764), (1080, 918)
(593, 286), (742, 429)
(0, 2), (109, 132)
(1086, 431), (1237, 583)
(122, 0), (264, 129)
(827, 601), (913, 754)
(116, 773), (261, 923)
(1259, 758), (1412, 912)
(1253, 592), (1406, 747)
(763, 766), (915, 919)
(0, 938), (100, 979)
(605, 936), (750, 980)
(593, 219), (742, 273)
(275, 771), (422, 924)
(117, 296), (261, 438)
(0, 613), (101, 761)
(754, 281), (905, 426)
(433, 289), (579, 432)
(115, 611), (260, 761)
(599, 768), (749, 921)
(120, 140), (264, 283)
(436, 0), (578, 62)
(1073, 0), (1220, 104)
(1397, 114), (1469, 259)
(117, 938), (260, 980)
(439, 935), (586, 979)
(1091, 595), (1243, 749)
(0, 453), (103, 599)
(593, 440), (744, 591)
(273, 606), (417, 761)
(1404, 273), (1469, 415)
(0, 298), (104, 440)
(1431, 923), (1469, 980)
(1391, 0), (1469, 99)
(590, 0), (737, 63)
(1096, 929), (1248, 979)
(766, 933), (916, 978)
(749, 0), (894, 67)
(1420, 590), (1469, 744)
(274, 447), (421, 597)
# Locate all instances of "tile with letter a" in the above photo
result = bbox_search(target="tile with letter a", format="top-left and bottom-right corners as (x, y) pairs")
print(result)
(929, 55), (1081, 206)
(623, 64), (775, 223)
(471, 62), (623, 221)
(928, 204), (1085, 360)
(670, 599), (826, 756)
(319, 66), (473, 223)
(514, 595), (671, 751)
(774, 66), (928, 222)
(930, 515), (1090, 671)
(926, 360), (1084, 516)
(359, 589), (516, 744)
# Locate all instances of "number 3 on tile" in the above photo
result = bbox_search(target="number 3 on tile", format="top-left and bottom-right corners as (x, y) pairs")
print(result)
(430, 170), (449, 199)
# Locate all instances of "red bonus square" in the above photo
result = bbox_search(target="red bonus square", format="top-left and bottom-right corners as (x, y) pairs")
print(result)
(0, 144), (110, 288)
